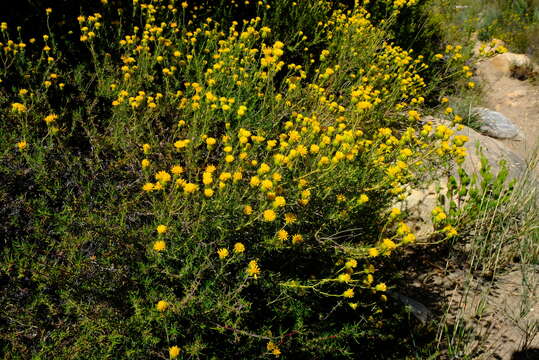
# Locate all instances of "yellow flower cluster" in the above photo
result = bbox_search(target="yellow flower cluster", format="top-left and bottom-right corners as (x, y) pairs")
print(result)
(59, 0), (475, 350)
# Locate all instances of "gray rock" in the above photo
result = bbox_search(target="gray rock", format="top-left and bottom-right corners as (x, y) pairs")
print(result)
(389, 291), (433, 324)
(472, 107), (521, 139)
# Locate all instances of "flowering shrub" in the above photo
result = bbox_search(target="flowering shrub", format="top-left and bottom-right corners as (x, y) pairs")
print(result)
(0, 0), (471, 358)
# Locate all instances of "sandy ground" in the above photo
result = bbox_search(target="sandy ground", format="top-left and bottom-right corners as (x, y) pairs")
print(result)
(443, 267), (539, 359)
(477, 56), (539, 174)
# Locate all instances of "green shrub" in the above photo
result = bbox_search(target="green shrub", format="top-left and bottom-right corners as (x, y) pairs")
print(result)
(0, 0), (471, 358)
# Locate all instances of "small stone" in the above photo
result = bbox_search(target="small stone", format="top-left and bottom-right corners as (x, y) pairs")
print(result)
(390, 291), (433, 324)
(472, 107), (520, 139)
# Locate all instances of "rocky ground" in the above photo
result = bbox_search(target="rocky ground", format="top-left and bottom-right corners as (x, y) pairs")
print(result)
(402, 49), (538, 359)
(476, 52), (539, 174)
(458, 51), (539, 360)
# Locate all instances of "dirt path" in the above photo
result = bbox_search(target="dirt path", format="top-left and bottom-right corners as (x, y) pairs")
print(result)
(476, 55), (539, 174)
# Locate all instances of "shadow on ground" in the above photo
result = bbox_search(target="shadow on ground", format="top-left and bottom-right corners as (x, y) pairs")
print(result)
(511, 348), (539, 360)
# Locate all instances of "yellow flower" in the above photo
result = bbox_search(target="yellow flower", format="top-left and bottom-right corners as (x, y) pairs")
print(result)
(156, 225), (168, 234)
(205, 137), (217, 146)
(357, 101), (372, 111)
(217, 248), (229, 259)
(402, 233), (416, 243)
(276, 229), (288, 241)
(233, 242), (245, 253)
(408, 110), (420, 121)
(175, 178), (186, 187)
(274, 41), (284, 49)
(284, 213), (297, 224)
(349, 303), (358, 310)
(273, 196), (286, 208)
(338, 273), (351, 282)
(202, 172), (213, 185)
(243, 205), (253, 215)
(364, 274), (374, 285)
(237, 105), (247, 117)
(44, 114), (58, 124)
(443, 225), (458, 238)
(153, 240), (166, 251)
(267, 341), (281, 357)
(397, 222), (411, 235)
(142, 183), (154, 192)
(141, 159), (150, 168)
(218, 172), (232, 181)
(174, 139), (190, 149)
(291, 234), (303, 244)
(381, 238), (397, 252)
(368, 248), (379, 257)
(246, 260), (260, 278)
(258, 163), (270, 174)
(375, 283), (387, 292)
(11, 103), (26, 113)
(357, 194), (369, 204)
(17, 141), (27, 150)
(233, 172), (242, 182)
(434, 212), (447, 222)
(183, 183), (198, 194)
(249, 176), (260, 187)
(390, 208), (401, 218)
(263, 209), (276, 222)
(343, 288), (355, 298)
(204, 188), (214, 197)
(171, 165), (184, 175)
(260, 179), (273, 191)
(155, 171), (171, 183)
(156, 300), (169, 311)
(169, 346), (181, 359)
(345, 259), (357, 269)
